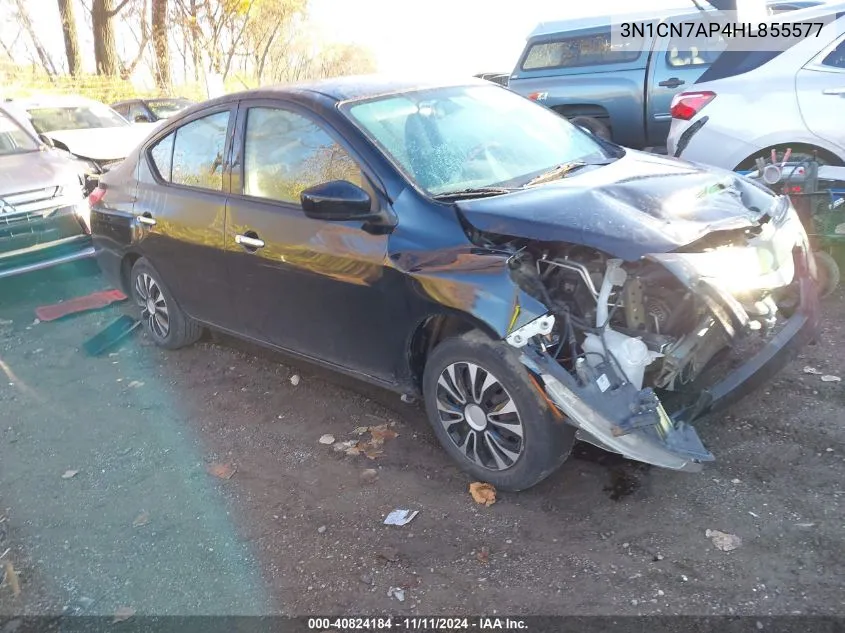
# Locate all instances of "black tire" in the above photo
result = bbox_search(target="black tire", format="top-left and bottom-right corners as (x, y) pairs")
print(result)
(569, 116), (612, 141)
(422, 330), (576, 491)
(130, 257), (202, 350)
(814, 250), (840, 299)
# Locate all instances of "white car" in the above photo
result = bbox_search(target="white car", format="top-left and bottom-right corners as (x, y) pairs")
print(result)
(667, 2), (845, 170)
(11, 95), (155, 191)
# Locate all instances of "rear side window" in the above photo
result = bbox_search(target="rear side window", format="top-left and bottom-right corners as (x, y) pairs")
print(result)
(665, 24), (727, 67)
(149, 133), (174, 180)
(822, 40), (845, 68)
(171, 111), (230, 191)
(521, 31), (641, 71)
(242, 107), (362, 204)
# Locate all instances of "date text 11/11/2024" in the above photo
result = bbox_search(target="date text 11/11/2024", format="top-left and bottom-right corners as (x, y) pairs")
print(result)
(307, 617), (529, 630)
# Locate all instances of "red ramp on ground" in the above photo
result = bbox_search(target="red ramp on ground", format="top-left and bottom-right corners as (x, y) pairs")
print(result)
(35, 289), (128, 322)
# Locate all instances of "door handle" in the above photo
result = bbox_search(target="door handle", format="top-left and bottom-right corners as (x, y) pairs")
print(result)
(235, 234), (265, 249)
(136, 215), (156, 226)
(822, 87), (845, 95)
(658, 77), (685, 88)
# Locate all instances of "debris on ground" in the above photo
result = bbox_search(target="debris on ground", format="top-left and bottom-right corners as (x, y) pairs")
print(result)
(360, 469), (379, 484)
(126, 381), (144, 389)
(377, 546), (400, 562)
(338, 423), (399, 460)
(821, 375), (841, 382)
(81, 315), (141, 356)
(387, 587), (405, 602)
(705, 529), (742, 551)
(318, 434), (335, 445)
(383, 509), (419, 526)
(359, 574), (373, 585)
(476, 546), (490, 564)
(132, 511), (149, 528)
(332, 440), (357, 453)
(112, 607), (135, 623)
(469, 482), (497, 506)
(290, 374), (301, 386)
(317, 525), (327, 534)
(3, 560), (20, 596)
(803, 366), (823, 375)
(796, 522), (816, 528)
(35, 289), (127, 322)
(206, 462), (236, 480)
(61, 470), (79, 479)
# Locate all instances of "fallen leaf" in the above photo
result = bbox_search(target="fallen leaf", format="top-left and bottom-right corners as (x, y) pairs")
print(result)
(803, 366), (823, 375)
(352, 426), (370, 436)
(705, 529), (742, 551)
(476, 546), (490, 564)
(62, 470), (79, 479)
(318, 434), (335, 445)
(345, 444), (363, 456)
(363, 446), (383, 460)
(4, 561), (20, 596)
(370, 424), (398, 443)
(132, 511), (149, 528)
(469, 482), (497, 506)
(821, 375), (841, 382)
(112, 607), (135, 623)
(207, 462), (236, 480)
(377, 546), (400, 562)
(332, 440), (358, 453)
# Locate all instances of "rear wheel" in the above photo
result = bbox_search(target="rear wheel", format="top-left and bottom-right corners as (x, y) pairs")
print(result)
(422, 331), (576, 491)
(130, 258), (202, 349)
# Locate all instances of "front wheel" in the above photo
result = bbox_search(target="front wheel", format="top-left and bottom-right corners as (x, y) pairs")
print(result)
(130, 257), (203, 350)
(422, 331), (576, 491)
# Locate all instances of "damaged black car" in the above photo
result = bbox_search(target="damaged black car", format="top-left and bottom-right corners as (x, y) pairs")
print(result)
(89, 77), (820, 491)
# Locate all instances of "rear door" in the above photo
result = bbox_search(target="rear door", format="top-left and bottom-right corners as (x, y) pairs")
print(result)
(132, 103), (238, 328)
(647, 17), (727, 146)
(796, 30), (845, 152)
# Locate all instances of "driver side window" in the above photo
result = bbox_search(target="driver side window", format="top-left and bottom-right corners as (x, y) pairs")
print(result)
(243, 107), (363, 204)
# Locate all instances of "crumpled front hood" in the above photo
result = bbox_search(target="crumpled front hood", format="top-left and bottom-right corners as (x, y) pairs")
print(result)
(0, 150), (81, 198)
(45, 126), (152, 161)
(455, 150), (773, 261)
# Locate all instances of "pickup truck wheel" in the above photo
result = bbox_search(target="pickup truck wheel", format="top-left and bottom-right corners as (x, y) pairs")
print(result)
(422, 331), (576, 491)
(130, 258), (203, 350)
(569, 116), (611, 141)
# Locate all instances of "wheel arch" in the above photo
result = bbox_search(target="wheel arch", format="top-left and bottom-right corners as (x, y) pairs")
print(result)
(120, 251), (143, 294)
(734, 141), (845, 170)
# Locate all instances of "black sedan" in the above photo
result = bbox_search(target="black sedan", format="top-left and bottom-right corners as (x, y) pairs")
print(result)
(90, 77), (819, 491)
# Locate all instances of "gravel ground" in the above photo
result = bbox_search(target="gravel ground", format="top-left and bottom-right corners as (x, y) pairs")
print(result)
(1, 262), (843, 617)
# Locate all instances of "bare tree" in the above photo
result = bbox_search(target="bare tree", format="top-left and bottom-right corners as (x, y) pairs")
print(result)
(151, 0), (171, 89)
(13, 0), (58, 76)
(57, 0), (83, 75)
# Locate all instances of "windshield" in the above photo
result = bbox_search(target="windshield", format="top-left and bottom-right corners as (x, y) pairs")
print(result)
(0, 110), (39, 155)
(147, 99), (193, 118)
(26, 103), (130, 133)
(344, 85), (613, 195)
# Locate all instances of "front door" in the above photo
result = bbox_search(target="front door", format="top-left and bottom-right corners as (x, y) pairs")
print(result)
(224, 101), (399, 382)
(796, 32), (845, 153)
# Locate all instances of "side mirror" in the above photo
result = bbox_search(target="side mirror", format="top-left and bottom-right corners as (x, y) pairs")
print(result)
(134, 114), (152, 123)
(300, 180), (379, 222)
(38, 133), (54, 147)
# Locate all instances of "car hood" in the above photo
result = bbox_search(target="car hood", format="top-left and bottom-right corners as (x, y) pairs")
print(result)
(454, 150), (770, 261)
(0, 150), (81, 198)
(44, 126), (151, 161)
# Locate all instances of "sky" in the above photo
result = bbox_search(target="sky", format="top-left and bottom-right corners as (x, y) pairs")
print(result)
(309, 0), (698, 76)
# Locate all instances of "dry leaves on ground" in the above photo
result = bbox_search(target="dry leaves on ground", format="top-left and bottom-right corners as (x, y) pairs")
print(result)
(207, 462), (237, 480)
(469, 482), (497, 506)
(3, 561), (20, 596)
(705, 529), (742, 551)
(476, 546), (490, 564)
(339, 423), (399, 460)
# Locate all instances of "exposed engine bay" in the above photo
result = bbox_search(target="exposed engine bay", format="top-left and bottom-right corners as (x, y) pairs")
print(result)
(460, 192), (818, 472)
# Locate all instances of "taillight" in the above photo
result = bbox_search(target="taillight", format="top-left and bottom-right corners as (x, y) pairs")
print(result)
(88, 186), (106, 207)
(670, 91), (716, 120)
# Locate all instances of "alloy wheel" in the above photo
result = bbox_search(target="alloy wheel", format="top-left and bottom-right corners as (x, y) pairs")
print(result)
(434, 362), (524, 471)
(134, 272), (170, 338)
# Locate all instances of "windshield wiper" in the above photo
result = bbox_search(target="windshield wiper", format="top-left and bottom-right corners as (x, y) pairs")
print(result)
(432, 186), (519, 201)
(525, 159), (614, 187)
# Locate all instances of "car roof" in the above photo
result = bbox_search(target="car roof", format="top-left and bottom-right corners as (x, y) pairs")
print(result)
(527, 7), (720, 38)
(11, 94), (108, 109)
(215, 74), (490, 105)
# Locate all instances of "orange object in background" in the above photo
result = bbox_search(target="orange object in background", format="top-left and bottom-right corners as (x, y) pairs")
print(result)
(35, 289), (127, 322)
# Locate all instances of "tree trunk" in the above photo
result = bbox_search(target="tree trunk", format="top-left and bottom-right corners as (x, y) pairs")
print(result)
(151, 0), (171, 89)
(189, 0), (201, 81)
(14, 0), (58, 77)
(57, 0), (82, 75)
(92, 0), (119, 75)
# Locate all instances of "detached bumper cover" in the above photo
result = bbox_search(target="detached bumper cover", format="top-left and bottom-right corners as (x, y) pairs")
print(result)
(521, 247), (819, 472)
(0, 235), (95, 279)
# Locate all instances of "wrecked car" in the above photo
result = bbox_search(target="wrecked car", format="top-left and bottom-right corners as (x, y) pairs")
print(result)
(88, 77), (820, 491)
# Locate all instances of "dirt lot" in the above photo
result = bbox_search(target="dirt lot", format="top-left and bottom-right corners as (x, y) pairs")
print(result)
(1, 262), (844, 617)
